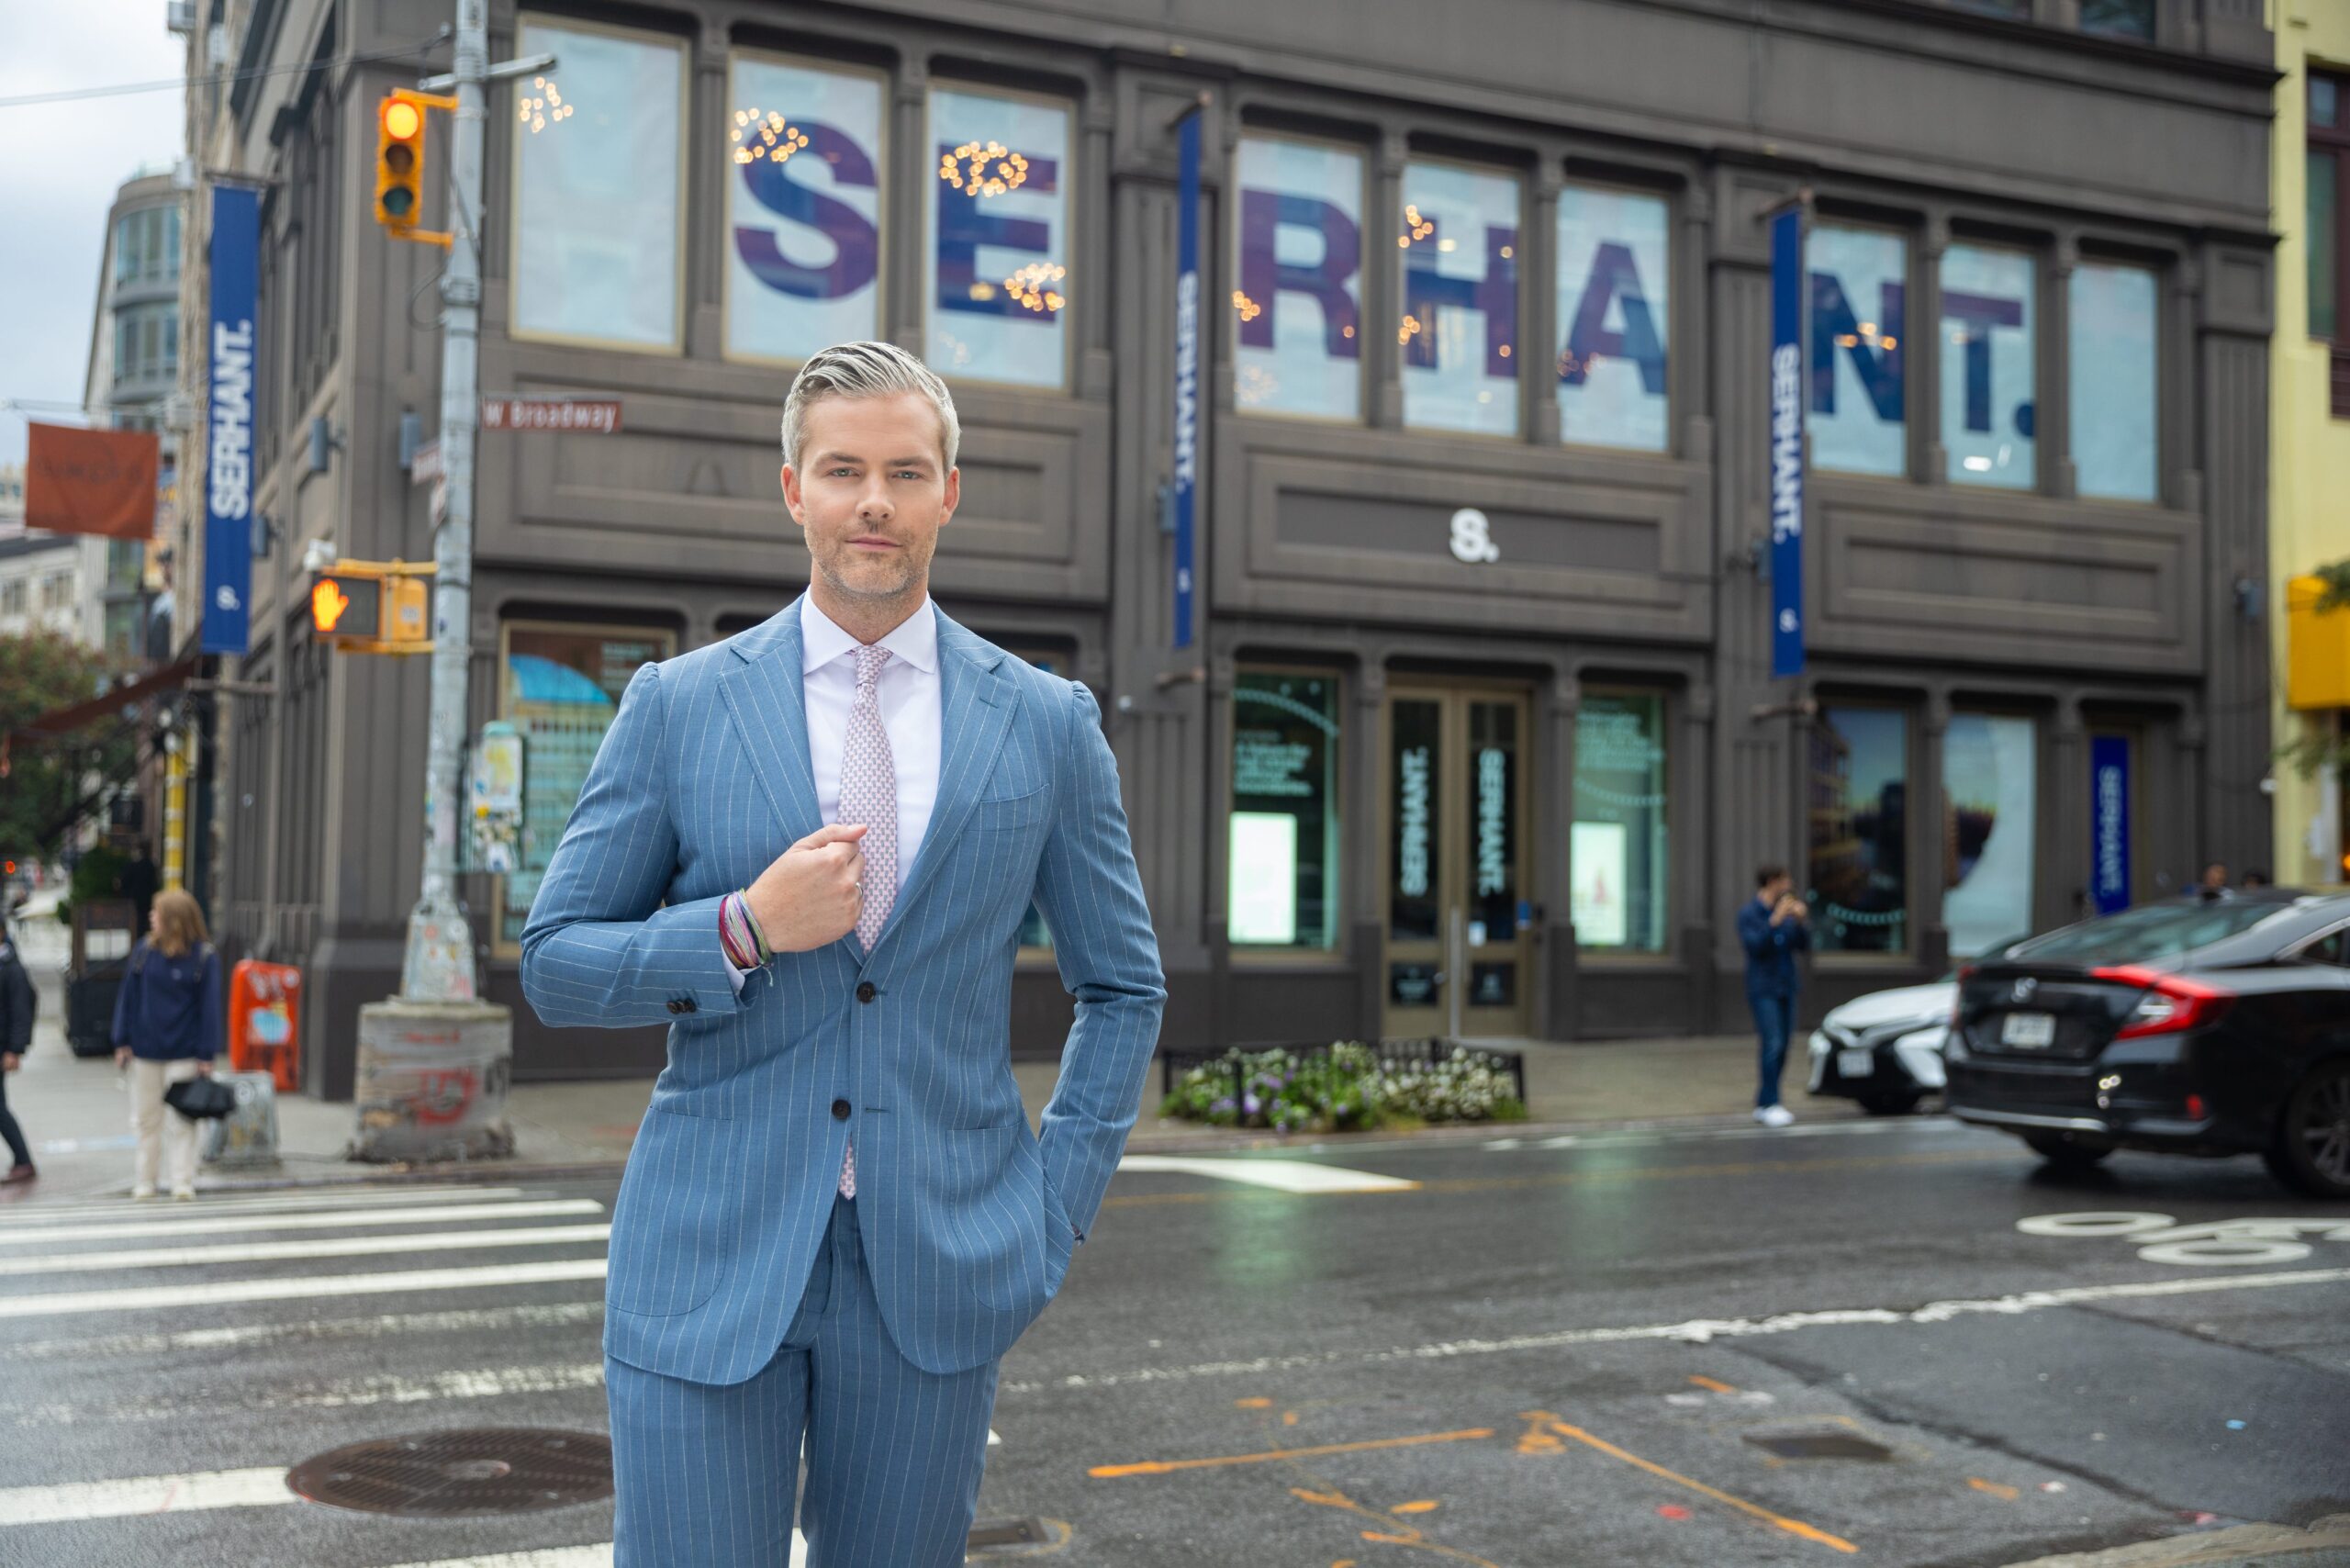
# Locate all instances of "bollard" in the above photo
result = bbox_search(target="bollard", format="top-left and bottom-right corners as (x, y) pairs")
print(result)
(202, 1070), (281, 1168)
(351, 999), (515, 1163)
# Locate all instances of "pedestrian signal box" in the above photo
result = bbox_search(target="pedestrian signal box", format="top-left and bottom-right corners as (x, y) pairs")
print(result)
(309, 559), (432, 655)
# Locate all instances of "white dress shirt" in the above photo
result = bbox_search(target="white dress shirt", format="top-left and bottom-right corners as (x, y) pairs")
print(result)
(729, 595), (942, 986)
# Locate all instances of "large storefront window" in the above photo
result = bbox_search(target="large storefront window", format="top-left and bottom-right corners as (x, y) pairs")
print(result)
(1230, 670), (1341, 949)
(497, 623), (677, 949)
(926, 85), (1071, 389)
(1572, 693), (1669, 952)
(725, 53), (886, 364)
(1556, 185), (1669, 452)
(1232, 135), (1364, 420)
(512, 17), (686, 351)
(1941, 244), (2036, 489)
(1808, 225), (1908, 476)
(1399, 160), (1519, 436)
(1942, 714), (2037, 958)
(1807, 706), (1909, 953)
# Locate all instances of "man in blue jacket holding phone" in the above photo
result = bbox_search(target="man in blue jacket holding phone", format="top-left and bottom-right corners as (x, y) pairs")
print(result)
(1737, 864), (1811, 1127)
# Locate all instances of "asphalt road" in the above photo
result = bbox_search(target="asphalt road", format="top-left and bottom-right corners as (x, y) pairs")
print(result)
(0, 1114), (2344, 1567)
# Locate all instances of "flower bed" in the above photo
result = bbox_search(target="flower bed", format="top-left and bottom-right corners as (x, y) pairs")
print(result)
(1158, 1040), (1528, 1134)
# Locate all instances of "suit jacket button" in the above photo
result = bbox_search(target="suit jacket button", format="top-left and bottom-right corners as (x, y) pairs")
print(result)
(856, 981), (876, 1003)
(666, 1000), (685, 1014)
(678, 997), (698, 1014)
(832, 1098), (851, 1121)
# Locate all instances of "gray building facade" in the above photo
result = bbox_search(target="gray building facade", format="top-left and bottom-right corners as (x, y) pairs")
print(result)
(191, 0), (2277, 1097)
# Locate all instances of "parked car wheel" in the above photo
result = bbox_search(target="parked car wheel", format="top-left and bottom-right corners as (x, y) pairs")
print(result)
(1856, 1089), (1923, 1116)
(2020, 1130), (2114, 1170)
(2264, 1061), (2350, 1200)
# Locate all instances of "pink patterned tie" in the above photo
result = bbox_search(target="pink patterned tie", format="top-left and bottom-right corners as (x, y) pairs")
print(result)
(834, 644), (897, 1199)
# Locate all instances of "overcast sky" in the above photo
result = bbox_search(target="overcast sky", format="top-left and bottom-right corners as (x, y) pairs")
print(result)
(0, 2), (186, 468)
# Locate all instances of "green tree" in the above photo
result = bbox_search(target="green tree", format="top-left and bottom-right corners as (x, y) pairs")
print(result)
(0, 631), (141, 863)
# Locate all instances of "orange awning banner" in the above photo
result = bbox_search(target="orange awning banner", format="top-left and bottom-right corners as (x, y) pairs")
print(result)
(24, 421), (158, 540)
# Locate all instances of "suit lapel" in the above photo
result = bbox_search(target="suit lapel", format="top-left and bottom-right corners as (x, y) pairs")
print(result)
(867, 609), (1014, 960)
(717, 596), (824, 846)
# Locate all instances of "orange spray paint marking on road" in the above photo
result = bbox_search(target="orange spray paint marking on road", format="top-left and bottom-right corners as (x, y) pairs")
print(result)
(1969, 1477), (2020, 1501)
(1089, 1428), (1494, 1479)
(1688, 1375), (1738, 1394)
(1519, 1410), (1858, 1554)
(1391, 1500), (1439, 1514)
(1237, 1397), (1272, 1408)
(1289, 1488), (1503, 1567)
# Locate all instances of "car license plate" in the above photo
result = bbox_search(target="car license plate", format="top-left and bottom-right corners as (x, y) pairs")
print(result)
(2000, 1012), (2056, 1049)
(1837, 1047), (1874, 1079)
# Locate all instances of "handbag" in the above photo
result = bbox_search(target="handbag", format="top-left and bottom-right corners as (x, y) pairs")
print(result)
(163, 1074), (238, 1120)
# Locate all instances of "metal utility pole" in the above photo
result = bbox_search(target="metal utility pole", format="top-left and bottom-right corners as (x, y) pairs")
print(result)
(399, 0), (486, 1000)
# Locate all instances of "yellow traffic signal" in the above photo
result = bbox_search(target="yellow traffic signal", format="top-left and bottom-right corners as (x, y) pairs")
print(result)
(309, 560), (433, 654)
(375, 91), (427, 233)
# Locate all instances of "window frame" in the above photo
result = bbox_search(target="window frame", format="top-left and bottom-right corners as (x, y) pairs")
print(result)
(1394, 151), (1529, 442)
(920, 78), (1080, 395)
(719, 46), (892, 373)
(1937, 238), (2042, 492)
(488, 616), (680, 958)
(1227, 127), (1372, 428)
(507, 13), (692, 357)
(1568, 684), (1674, 961)
(1552, 177), (1676, 458)
(1226, 661), (1348, 962)
(2310, 67), (2350, 418)
(1804, 698), (1917, 961)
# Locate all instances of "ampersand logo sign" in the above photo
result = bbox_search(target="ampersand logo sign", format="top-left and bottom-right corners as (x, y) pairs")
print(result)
(1449, 507), (1500, 565)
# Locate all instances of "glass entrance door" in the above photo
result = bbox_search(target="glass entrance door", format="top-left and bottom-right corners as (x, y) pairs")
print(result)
(1382, 687), (1534, 1038)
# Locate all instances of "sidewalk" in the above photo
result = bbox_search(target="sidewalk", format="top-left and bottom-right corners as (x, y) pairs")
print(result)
(1, 954), (1860, 1201)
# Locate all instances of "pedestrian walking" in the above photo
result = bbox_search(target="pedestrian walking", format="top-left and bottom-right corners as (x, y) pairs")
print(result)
(0, 920), (37, 1185)
(1738, 864), (1811, 1128)
(111, 890), (222, 1201)
(522, 342), (1164, 1567)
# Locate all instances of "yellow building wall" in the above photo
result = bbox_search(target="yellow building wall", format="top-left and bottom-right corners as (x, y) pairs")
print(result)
(2272, 0), (2350, 885)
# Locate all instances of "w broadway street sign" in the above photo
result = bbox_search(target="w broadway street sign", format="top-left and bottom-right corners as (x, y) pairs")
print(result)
(480, 398), (621, 433)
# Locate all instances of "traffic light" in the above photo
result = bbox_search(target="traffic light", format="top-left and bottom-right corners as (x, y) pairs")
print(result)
(309, 560), (432, 654)
(375, 91), (427, 234)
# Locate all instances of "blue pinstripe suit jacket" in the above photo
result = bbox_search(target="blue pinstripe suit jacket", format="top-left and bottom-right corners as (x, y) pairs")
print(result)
(520, 598), (1166, 1383)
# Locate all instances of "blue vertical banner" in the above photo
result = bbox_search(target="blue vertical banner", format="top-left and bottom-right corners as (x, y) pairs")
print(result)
(201, 183), (259, 656)
(1767, 204), (1806, 680)
(2090, 735), (2132, 915)
(1170, 108), (1202, 650)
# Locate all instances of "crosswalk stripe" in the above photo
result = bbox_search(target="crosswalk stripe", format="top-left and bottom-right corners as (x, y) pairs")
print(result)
(1116, 1154), (1418, 1193)
(23, 1361), (609, 1426)
(0, 1199), (604, 1247)
(6, 1222), (612, 1277)
(383, 1543), (808, 1568)
(0, 1466), (291, 1525)
(1, 1300), (606, 1361)
(0, 1258), (608, 1318)
(0, 1186), (536, 1225)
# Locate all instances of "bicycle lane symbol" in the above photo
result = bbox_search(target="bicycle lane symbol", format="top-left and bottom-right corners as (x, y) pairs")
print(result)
(2018, 1211), (2350, 1266)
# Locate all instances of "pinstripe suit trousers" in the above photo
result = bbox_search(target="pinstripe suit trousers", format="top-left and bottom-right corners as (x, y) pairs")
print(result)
(605, 1193), (1000, 1567)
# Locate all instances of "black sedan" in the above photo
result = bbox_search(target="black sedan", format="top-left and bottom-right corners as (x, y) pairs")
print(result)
(1946, 890), (2350, 1198)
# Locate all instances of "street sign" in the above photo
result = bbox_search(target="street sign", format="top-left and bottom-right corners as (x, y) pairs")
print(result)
(480, 398), (621, 433)
(409, 438), (442, 485)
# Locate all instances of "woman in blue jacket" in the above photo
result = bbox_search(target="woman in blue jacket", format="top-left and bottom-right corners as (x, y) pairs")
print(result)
(111, 889), (222, 1200)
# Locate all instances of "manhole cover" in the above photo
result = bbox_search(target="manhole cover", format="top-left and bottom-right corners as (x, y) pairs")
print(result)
(967, 1517), (1051, 1551)
(287, 1428), (612, 1516)
(1742, 1429), (1895, 1462)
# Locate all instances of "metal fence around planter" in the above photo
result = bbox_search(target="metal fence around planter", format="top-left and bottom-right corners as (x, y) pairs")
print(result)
(1158, 1038), (1528, 1108)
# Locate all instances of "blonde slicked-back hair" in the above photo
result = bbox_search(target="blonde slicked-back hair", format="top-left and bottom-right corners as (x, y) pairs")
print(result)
(778, 341), (960, 473)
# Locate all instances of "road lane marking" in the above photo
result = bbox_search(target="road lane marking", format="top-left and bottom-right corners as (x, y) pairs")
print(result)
(2018, 1211), (2350, 1267)
(1116, 1156), (1418, 1194)
(1520, 1411), (1857, 1553)
(999, 1266), (2350, 1395)
(0, 1185), (534, 1223)
(0, 1465), (292, 1524)
(19, 1361), (608, 1426)
(379, 1551), (614, 1568)
(5, 1222), (611, 1276)
(0, 1258), (608, 1318)
(0, 1300), (607, 1361)
(1090, 1428), (1493, 1479)
(0, 1199), (604, 1247)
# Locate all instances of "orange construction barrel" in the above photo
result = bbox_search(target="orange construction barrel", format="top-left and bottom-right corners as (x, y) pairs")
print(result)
(229, 959), (303, 1092)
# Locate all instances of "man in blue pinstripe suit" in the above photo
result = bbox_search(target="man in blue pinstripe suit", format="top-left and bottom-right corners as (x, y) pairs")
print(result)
(521, 342), (1166, 1566)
